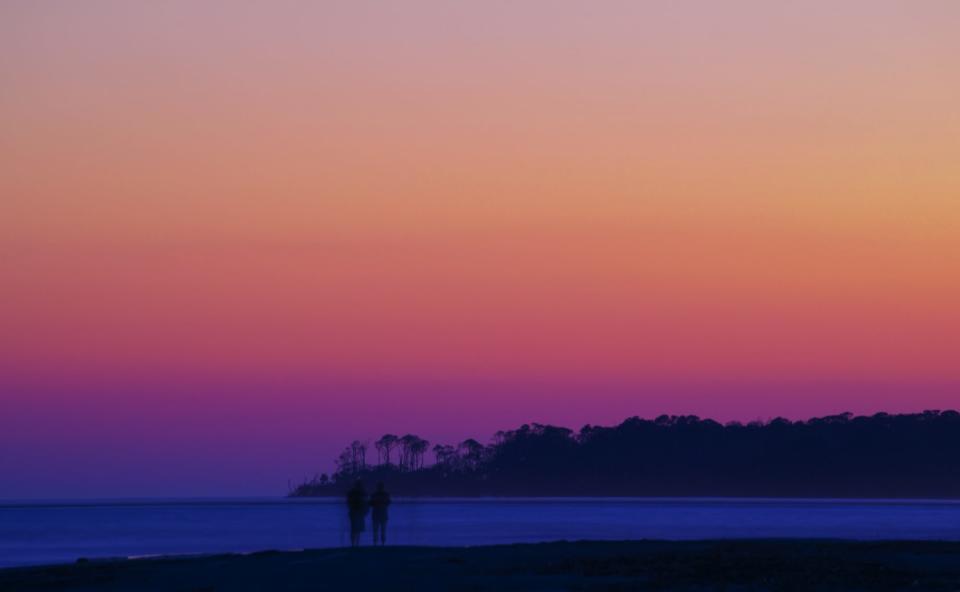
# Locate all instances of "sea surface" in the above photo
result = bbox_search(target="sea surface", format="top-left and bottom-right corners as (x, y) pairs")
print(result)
(2, 497), (959, 568)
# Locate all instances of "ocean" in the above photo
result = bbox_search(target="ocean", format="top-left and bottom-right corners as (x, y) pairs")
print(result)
(2, 497), (959, 568)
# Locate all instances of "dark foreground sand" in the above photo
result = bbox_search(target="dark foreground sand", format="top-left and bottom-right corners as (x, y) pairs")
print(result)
(3, 540), (960, 592)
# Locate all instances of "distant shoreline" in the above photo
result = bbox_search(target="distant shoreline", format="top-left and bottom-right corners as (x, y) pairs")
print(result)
(293, 411), (960, 501)
(5, 540), (960, 591)
(289, 492), (960, 501)
(5, 495), (960, 507)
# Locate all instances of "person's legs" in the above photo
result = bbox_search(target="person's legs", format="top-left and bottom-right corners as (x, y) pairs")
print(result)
(380, 519), (387, 545)
(349, 514), (364, 547)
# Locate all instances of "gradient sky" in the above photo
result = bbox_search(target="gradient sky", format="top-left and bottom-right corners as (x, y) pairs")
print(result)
(2, 1), (959, 498)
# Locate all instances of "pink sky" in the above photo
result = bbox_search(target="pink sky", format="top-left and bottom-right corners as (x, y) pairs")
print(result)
(2, 1), (959, 497)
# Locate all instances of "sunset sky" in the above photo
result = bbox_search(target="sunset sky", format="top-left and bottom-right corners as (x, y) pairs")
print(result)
(2, 1), (959, 497)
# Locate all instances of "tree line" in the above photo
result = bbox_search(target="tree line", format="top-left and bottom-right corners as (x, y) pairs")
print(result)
(289, 410), (960, 498)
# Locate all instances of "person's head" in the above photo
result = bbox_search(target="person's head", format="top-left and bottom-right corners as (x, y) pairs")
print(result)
(352, 479), (364, 491)
(376, 481), (385, 492)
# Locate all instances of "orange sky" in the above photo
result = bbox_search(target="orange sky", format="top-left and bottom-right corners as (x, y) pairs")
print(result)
(2, 1), (959, 495)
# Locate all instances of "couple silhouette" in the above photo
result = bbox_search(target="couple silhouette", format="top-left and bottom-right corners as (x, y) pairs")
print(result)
(346, 480), (391, 547)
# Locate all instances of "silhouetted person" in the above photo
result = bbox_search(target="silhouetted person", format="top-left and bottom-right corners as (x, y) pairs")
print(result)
(369, 482), (391, 545)
(346, 480), (368, 547)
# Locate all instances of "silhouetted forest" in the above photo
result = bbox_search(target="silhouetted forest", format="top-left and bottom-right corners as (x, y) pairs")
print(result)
(289, 411), (960, 498)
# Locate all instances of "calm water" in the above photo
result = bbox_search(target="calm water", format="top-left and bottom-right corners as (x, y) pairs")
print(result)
(2, 497), (959, 568)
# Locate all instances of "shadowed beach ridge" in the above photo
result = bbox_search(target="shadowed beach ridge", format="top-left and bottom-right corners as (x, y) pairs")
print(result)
(292, 411), (960, 498)
(4, 540), (960, 591)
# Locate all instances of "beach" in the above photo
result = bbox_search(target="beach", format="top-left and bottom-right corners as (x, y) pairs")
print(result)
(3, 540), (960, 591)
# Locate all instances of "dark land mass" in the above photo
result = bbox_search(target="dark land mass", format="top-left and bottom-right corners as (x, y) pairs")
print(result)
(292, 410), (960, 498)
(4, 540), (960, 591)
